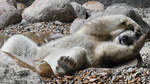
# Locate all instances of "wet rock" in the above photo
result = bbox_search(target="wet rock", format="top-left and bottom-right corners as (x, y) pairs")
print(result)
(22, 0), (76, 23)
(0, 2), (22, 29)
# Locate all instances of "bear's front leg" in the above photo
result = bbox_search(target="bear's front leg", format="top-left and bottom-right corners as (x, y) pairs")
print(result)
(55, 47), (87, 76)
(39, 47), (87, 76)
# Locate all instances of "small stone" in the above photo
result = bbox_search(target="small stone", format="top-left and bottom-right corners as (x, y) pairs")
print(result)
(56, 79), (64, 84)
(64, 75), (74, 80)
(89, 78), (97, 82)
(16, 70), (30, 77)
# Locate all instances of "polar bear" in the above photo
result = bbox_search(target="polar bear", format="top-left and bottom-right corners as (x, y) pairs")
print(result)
(1, 15), (146, 76)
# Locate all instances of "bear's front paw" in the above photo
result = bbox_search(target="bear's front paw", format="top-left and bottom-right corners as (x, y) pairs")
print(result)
(56, 56), (76, 75)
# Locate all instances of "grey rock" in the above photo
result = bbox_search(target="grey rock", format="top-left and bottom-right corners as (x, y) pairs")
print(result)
(0, 0), (17, 7)
(82, 1), (104, 17)
(104, 3), (136, 15)
(22, 0), (76, 23)
(71, 2), (87, 19)
(0, 2), (22, 29)
(70, 18), (86, 34)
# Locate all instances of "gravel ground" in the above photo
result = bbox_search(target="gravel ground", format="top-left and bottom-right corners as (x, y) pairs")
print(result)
(1, 21), (70, 36)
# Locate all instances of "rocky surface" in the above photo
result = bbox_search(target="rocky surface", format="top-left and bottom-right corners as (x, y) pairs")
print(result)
(0, 0), (150, 84)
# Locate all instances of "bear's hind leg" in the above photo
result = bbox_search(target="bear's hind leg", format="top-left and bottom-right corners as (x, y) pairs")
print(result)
(1, 34), (38, 58)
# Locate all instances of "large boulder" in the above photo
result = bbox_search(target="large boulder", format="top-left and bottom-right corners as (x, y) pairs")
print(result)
(71, 2), (87, 19)
(0, 2), (22, 29)
(22, 0), (76, 23)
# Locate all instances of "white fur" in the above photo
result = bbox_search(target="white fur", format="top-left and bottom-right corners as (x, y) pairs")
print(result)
(1, 15), (145, 75)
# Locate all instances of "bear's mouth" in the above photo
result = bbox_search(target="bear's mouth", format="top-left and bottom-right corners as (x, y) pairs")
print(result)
(119, 35), (133, 46)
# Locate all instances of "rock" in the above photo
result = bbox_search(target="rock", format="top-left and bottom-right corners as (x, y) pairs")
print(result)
(104, 3), (150, 34)
(89, 78), (97, 82)
(0, 0), (17, 7)
(69, 0), (150, 8)
(70, 18), (86, 34)
(0, 2), (22, 29)
(104, 3), (136, 15)
(16, 70), (30, 77)
(22, 0), (76, 23)
(82, 1), (104, 16)
(71, 2), (87, 19)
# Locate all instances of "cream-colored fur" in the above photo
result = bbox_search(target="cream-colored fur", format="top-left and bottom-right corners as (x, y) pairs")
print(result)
(1, 15), (146, 76)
